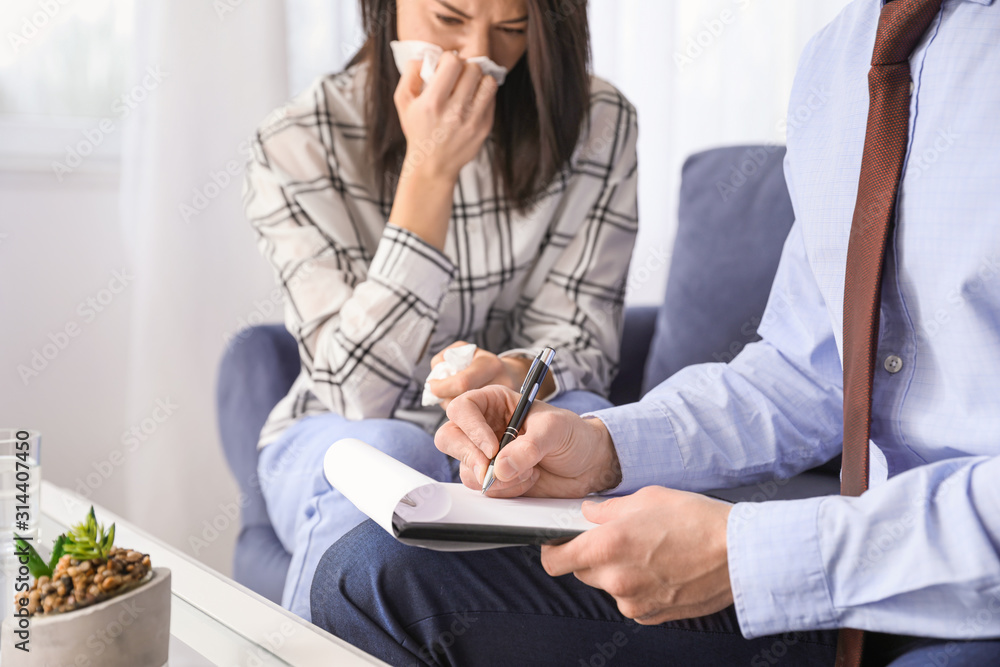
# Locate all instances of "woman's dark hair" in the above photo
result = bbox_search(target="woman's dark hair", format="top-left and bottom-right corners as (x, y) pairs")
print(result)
(348, 0), (591, 212)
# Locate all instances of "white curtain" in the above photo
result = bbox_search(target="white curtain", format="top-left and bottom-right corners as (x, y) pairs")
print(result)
(118, 0), (290, 572)
(117, 0), (851, 572)
(588, 0), (852, 303)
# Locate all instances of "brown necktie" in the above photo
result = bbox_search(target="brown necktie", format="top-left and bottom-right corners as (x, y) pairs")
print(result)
(838, 0), (942, 665)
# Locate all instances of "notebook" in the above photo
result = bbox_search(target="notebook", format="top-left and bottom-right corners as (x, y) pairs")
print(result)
(323, 438), (601, 551)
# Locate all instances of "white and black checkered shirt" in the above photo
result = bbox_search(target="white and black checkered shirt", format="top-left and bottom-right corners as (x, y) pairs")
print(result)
(244, 63), (638, 447)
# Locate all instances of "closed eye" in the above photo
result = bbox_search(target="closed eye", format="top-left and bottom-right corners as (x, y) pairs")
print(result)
(499, 26), (526, 35)
(436, 13), (463, 26)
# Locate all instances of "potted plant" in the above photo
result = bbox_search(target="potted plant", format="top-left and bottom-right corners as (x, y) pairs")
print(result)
(2, 507), (171, 667)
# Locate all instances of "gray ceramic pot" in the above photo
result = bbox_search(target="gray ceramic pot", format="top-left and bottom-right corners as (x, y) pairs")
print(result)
(1, 566), (171, 667)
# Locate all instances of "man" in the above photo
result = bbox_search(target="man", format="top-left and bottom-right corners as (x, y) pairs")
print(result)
(310, 0), (1000, 664)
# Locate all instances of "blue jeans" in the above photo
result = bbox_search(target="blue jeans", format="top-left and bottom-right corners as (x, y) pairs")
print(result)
(311, 523), (1000, 666)
(259, 390), (614, 621)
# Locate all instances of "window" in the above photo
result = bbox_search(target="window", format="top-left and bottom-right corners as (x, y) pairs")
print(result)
(0, 0), (133, 170)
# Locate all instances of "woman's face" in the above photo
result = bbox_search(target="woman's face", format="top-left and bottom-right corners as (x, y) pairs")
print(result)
(396, 0), (530, 71)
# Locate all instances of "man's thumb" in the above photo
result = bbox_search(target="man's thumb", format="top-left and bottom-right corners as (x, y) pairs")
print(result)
(581, 498), (620, 524)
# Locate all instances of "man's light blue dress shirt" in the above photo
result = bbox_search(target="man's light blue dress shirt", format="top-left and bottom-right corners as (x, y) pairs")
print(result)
(593, 0), (1000, 640)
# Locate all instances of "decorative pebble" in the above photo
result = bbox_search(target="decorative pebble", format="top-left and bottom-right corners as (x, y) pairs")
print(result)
(15, 548), (152, 616)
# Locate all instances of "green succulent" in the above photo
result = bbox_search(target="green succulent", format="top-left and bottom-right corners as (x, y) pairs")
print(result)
(62, 506), (116, 561)
(15, 506), (116, 579)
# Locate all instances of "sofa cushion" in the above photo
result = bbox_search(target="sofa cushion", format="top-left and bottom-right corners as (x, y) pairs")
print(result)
(643, 145), (795, 394)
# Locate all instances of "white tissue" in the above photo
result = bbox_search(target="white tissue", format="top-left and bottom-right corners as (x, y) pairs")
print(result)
(465, 56), (509, 86)
(390, 40), (509, 87)
(421, 343), (478, 407)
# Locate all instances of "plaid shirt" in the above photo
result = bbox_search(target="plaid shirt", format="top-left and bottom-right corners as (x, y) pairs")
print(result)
(244, 63), (638, 446)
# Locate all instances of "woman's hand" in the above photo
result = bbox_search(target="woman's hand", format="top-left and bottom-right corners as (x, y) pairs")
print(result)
(388, 55), (498, 250)
(426, 342), (520, 409)
(395, 53), (498, 181)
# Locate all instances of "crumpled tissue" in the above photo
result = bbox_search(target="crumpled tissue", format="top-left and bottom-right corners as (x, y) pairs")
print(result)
(421, 343), (478, 407)
(390, 40), (509, 87)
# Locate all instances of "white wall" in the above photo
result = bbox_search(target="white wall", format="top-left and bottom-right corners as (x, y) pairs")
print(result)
(0, 167), (139, 525)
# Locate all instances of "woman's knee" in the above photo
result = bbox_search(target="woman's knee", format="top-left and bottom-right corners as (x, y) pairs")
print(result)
(348, 419), (450, 480)
(258, 413), (350, 490)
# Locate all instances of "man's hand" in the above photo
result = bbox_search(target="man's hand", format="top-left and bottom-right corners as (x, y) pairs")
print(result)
(434, 385), (622, 497)
(542, 487), (734, 624)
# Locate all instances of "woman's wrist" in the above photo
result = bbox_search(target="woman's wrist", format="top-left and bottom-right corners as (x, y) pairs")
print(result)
(400, 147), (460, 185)
(500, 355), (557, 399)
(499, 356), (529, 390)
(389, 163), (456, 251)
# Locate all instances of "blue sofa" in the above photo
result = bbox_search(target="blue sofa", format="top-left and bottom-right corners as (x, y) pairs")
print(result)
(216, 145), (840, 603)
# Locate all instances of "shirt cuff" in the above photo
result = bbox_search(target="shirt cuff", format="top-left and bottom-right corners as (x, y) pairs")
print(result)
(585, 401), (684, 495)
(368, 224), (457, 307)
(727, 497), (838, 638)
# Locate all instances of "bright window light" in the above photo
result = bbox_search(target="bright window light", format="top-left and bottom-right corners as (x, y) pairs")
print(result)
(0, 0), (134, 118)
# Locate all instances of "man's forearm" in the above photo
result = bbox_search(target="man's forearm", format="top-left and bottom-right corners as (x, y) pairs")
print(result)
(728, 455), (1000, 639)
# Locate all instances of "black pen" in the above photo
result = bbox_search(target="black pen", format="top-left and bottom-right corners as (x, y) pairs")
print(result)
(481, 347), (556, 494)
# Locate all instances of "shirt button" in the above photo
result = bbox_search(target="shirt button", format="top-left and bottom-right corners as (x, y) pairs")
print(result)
(909, 80), (914, 95)
(884, 355), (903, 374)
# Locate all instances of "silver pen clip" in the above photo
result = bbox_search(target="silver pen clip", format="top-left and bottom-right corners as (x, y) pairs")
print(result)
(520, 358), (541, 393)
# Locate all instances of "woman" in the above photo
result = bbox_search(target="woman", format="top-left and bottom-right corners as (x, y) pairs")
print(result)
(245, 0), (638, 621)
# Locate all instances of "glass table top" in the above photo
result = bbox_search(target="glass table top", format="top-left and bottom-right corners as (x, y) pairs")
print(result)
(30, 482), (383, 667)
(37, 512), (290, 667)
